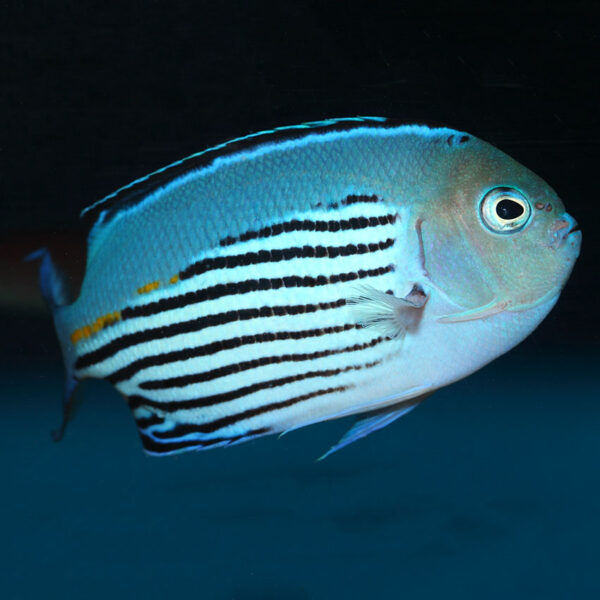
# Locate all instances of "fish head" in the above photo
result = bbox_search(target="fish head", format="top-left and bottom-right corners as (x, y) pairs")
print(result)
(417, 136), (581, 321)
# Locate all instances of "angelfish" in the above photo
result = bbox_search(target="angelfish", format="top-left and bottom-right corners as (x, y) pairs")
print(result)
(32, 117), (582, 457)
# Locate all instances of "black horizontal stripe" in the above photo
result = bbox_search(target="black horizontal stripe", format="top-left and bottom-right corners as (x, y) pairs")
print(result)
(148, 387), (352, 442)
(219, 211), (396, 247)
(341, 194), (381, 206)
(139, 335), (385, 390)
(122, 264), (393, 320)
(75, 299), (347, 371)
(150, 386), (349, 440)
(139, 426), (270, 454)
(108, 323), (360, 384)
(127, 359), (381, 413)
(134, 414), (163, 429)
(162, 382), (358, 436)
(178, 238), (395, 281)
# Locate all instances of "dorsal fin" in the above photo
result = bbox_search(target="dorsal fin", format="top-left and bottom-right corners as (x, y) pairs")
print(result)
(80, 117), (391, 231)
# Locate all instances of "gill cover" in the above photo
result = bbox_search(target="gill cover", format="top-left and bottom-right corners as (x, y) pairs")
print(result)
(416, 136), (579, 322)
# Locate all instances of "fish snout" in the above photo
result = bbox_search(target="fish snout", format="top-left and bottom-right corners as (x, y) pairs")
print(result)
(548, 213), (581, 251)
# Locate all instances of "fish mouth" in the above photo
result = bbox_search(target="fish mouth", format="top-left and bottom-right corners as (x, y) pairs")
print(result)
(565, 217), (582, 258)
(549, 213), (581, 249)
(567, 221), (581, 235)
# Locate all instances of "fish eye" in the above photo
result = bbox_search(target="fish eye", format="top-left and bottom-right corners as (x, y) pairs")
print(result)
(479, 187), (531, 234)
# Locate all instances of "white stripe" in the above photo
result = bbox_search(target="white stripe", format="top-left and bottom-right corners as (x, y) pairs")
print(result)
(123, 330), (388, 401)
(74, 201), (412, 380)
(76, 259), (397, 378)
(203, 200), (397, 252)
(77, 262), (396, 378)
(166, 355), (392, 436)
(121, 321), (367, 389)
(110, 271), (395, 392)
(132, 339), (388, 404)
(76, 203), (398, 350)
(126, 201), (398, 305)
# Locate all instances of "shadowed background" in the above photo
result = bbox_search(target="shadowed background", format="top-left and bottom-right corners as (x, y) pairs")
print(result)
(1, 1), (599, 598)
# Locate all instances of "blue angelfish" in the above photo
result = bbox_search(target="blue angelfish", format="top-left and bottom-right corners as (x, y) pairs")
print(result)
(32, 117), (581, 457)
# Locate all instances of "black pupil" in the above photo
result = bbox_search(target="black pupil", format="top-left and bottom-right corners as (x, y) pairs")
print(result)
(496, 199), (524, 220)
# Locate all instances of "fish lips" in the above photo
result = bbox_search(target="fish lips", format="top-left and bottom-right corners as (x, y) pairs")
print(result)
(549, 213), (582, 253)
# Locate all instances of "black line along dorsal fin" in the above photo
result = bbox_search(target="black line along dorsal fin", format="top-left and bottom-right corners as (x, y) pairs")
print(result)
(79, 117), (392, 230)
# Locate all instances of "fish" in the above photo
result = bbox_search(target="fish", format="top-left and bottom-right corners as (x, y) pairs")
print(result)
(30, 117), (582, 457)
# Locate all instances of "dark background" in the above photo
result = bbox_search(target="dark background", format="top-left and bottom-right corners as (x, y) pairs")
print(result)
(2, 0), (598, 345)
(1, 2), (599, 599)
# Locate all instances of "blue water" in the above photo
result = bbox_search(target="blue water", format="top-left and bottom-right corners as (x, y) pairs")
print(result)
(2, 347), (598, 599)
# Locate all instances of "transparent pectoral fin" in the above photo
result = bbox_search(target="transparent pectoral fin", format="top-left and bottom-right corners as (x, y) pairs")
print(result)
(348, 283), (428, 340)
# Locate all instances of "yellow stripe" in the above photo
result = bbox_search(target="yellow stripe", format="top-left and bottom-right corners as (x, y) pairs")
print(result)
(71, 272), (181, 345)
(70, 311), (121, 345)
(137, 280), (160, 295)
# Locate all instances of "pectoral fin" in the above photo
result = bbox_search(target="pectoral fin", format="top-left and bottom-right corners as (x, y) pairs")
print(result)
(437, 299), (509, 323)
(348, 283), (428, 340)
(318, 393), (431, 460)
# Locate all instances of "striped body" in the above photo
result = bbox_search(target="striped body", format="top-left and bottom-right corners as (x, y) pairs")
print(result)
(40, 117), (580, 455)
(73, 195), (424, 452)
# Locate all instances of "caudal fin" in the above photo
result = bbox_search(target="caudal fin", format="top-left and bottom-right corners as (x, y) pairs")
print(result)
(26, 248), (79, 440)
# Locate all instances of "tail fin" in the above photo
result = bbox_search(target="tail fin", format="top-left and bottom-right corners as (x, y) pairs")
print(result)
(26, 248), (79, 441)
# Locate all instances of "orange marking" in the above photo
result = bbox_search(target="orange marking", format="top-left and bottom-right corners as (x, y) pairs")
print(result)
(71, 271), (175, 347)
(70, 310), (122, 345)
(137, 280), (160, 295)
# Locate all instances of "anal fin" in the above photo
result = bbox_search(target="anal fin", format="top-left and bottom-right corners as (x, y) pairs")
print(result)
(130, 404), (269, 456)
(132, 406), (220, 455)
